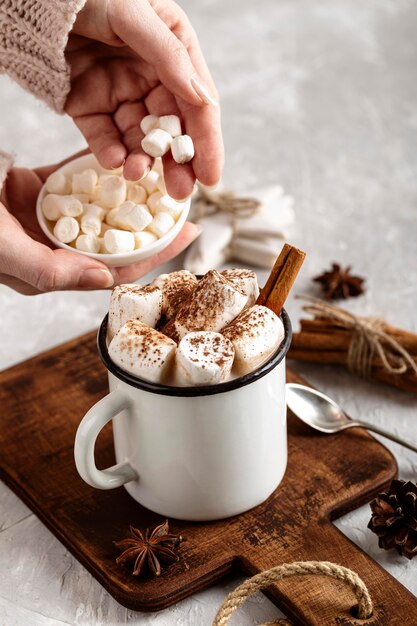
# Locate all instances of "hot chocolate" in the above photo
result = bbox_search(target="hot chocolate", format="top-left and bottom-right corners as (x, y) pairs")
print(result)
(107, 268), (285, 386)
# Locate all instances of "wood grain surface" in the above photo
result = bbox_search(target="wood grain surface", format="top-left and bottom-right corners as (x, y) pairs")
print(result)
(0, 331), (416, 625)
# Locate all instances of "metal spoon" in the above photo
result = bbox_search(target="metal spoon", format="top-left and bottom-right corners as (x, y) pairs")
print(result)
(286, 383), (417, 453)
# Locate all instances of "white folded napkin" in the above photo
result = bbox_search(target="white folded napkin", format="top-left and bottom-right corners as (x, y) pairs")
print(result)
(184, 185), (295, 273)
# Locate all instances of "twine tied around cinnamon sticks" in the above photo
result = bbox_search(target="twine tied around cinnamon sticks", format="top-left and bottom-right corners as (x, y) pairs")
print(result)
(299, 297), (417, 379)
(213, 560), (373, 625)
(193, 187), (261, 219)
(192, 188), (261, 252)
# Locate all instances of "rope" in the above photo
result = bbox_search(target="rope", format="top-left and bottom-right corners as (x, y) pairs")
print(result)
(213, 560), (373, 626)
(192, 188), (261, 254)
(299, 296), (417, 378)
(193, 188), (261, 219)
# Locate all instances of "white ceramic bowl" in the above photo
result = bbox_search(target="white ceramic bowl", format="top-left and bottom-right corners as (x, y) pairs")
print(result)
(36, 154), (191, 267)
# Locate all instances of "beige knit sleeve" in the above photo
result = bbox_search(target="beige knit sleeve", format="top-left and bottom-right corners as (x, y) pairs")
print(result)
(0, 0), (87, 113)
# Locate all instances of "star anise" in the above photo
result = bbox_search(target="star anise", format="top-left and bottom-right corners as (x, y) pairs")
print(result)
(114, 520), (182, 577)
(314, 263), (365, 299)
(368, 479), (417, 559)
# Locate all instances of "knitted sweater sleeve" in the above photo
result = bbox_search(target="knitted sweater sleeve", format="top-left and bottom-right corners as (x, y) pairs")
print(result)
(0, 0), (87, 187)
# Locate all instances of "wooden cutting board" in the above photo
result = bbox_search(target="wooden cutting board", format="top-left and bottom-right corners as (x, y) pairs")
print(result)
(1, 331), (416, 625)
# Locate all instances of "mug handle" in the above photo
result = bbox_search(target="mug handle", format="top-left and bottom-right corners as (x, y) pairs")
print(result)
(74, 389), (138, 489)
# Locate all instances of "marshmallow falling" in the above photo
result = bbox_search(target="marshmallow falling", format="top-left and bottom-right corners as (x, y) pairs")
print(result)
(41, 158), (187, 254)
(107, 269), (285, 386)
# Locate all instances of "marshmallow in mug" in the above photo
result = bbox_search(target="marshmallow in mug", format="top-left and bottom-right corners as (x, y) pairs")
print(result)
(172, 269), (247, 340)
(175, 331), (235, 385)
(42, 162), (186, 252)
(108, 284), (163, 340)
(152, 270), (198, 319)
(109, 320), (177, 384)
(222, 305), (285, 375)
(106, 269), (285, 386)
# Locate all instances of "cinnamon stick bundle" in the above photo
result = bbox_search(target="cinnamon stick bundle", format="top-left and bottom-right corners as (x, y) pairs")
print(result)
(289, 301), (417, 394)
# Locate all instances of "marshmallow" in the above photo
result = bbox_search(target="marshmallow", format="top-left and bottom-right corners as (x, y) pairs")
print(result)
(220, 269), (260, 307)
(72, 169), (98, 195)
(109, 320), (176, 384)
(42, 194), (83, 219)
(107, 201), (152, 232)
(42, 194), (63, 221)
(152, 270), (198, 319)
(146, 191), (163, 215)
(133, 231), (158, 249)
(156, 195), (185, 220)
(152, 157), (164, 175)
(176, 332), (234, 386)
(80, 214), (101, 237)
(53, 216), (80, 243)
(45, 171), (70, 195)
(75, 234), (101, 253)
(140, 114), (159, 135)
(173, 269), (247, 339)
(156, 174), (167, 195)
(222, 305), (285, 375)
(127, 184), (147, 204)
(158, 115), (182, 138)
(148, 212), (175, 237)
(100, 221), (113, 236)
(140, 170), (159, 195)
(108, 284), (163, 339)
(105, 207), (122, 228)
(171, 135), (194, 164)
(99, 175), (127, 208)
(141, 129), (172, 158)
(82, 203), (106, 221)
(72, 194), (90, 204)
(89, 185), (101, 202)
(104, 229), (135, 254)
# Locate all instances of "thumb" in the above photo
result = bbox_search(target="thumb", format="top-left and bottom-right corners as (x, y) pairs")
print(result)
(3, 226), (114, 292)
(109, 0), (218, 107)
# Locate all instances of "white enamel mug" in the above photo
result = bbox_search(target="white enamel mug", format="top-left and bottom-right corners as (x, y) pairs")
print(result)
(74, 310), (292, 521)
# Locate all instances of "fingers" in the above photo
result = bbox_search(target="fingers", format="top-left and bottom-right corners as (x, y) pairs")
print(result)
(0, 203), (201, 294)
(145, 84), (223, 193)
(0, 211), (114, 292)
(74, 114), (127, 170)
(114, 102), (153, 181)
(111, 221), (201, 284)
(108, 0), (217, 108)
(178, 98), (224, 187)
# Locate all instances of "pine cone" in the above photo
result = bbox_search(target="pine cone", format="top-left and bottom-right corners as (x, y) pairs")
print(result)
(368, 479), (417, 559)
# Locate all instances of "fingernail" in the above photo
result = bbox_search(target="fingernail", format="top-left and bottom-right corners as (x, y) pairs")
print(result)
(194, 224), (204, 235)
(111, 159), (125, 170)
(79, 269), (114, 289)
(136, 166), (151, 182)
(198, 179), (222, 192)
(190, 75), (219, 107)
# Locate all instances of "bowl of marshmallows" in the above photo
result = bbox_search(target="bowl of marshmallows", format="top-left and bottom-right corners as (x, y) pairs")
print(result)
(36, 115), (194, 267)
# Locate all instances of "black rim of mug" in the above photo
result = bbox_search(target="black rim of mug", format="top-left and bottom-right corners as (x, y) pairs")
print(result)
(97, 308), (292, 397)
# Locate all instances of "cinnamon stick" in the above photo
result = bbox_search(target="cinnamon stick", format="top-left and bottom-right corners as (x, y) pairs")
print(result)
(298, 318), (417, 352)
(288, 347), (417, 394)
(257, 243), (306, 314)
(288, 333), (417, 393)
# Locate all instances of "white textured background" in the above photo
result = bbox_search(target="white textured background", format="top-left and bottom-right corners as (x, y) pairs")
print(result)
(1, 0), (417, 624)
